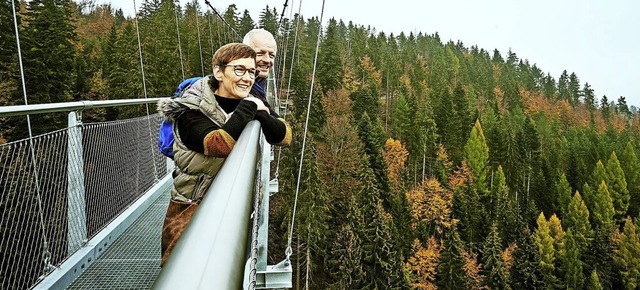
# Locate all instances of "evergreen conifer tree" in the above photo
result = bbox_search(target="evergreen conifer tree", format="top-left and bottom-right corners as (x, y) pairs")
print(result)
(237, 9), (254, 36)
(561, 230), (585, 289)
(592, 181), (615, 230)
(564, 191), (593, 252)
(583, 82), (596, 110)
(22, 0), (78, 135)
(257, 5), (277, 34)
(582, 182), (596, 215)
(106, 22), (144, 117)
(0, 0), (18, 100)
(568, 72), (581, 105)
(617, 96), (631, 117)
(357, 113), (391, 202)
(558, 70), (570, 101)
(464, 119), (489, 196)
(490, 165), (507, 222)
(317, 18), (343, 94)
(588, 270), (604, 290)
(221, 4), (238, 32)
(437, 226), (468, 289)
(483, 223), (511, 289)
(601, 95), (611, 120)
(391, 93), (411, 142)
(0, 0), (20, 139)
(612, 217), (640, 289)
(512, 226), (544, 289)
(592, 160), (607, 190)
(586, 227), (615, 289)
(358, 156), (406, 289)
(620, 142), (640, 217)
(556, 173), (573, 217)
(327, 195), (365, 289)
(605, 151), (629, 223)
(535, 212), (558, 288)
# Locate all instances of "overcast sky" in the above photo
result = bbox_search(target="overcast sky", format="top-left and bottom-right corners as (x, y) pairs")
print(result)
(104, 0), (640, 107)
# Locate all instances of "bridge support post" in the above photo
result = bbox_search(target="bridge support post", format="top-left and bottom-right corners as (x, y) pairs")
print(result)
(67, 111), (87, 254)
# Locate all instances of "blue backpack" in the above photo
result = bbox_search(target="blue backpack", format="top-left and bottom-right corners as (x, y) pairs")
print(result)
(158, 77), (202, 158)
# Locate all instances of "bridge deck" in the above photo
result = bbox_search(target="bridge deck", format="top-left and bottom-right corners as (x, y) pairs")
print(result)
(68, 188), (170, 290)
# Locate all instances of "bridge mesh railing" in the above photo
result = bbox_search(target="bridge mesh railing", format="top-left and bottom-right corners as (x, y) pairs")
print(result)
(0, 113), (166, 290)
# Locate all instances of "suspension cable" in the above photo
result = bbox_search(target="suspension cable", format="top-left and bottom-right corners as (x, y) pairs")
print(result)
(132, 0), (148, 100)
(214, 10), (222, 47)
(276, 0), (289, 31)
(283, 0), (302, 122)
(11, 0), (54, 274)
(273, 0), (289, 78)
(274, 0), (302, 179)
(275, 0), (293, 96)
(204, 0), (241, 41)
(193, 0), (205, 76)
(286, 0), (326, 261)
(132, 0), (158, 180)
(204, 0), (222, 47)
(282, 0), (295, 82)
(173, 0), (185, 80)
(207, 13), (215, 74)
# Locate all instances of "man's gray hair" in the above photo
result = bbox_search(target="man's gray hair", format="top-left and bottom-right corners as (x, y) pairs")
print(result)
(242, 28), (275, 45)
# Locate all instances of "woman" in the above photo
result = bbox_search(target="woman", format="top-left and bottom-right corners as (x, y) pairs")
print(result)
(157, 43), (291, 265)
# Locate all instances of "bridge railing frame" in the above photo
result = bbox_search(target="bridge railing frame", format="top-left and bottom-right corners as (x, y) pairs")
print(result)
(1, 98), (167, 290)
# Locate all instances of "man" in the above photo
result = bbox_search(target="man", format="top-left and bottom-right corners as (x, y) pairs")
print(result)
(243, 28), (278, 115)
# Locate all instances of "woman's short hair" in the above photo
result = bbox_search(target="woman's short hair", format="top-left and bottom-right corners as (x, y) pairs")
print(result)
(211, 43), (256, 90)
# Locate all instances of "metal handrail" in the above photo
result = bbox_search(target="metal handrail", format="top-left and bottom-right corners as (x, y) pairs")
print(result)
(153, 121), (261, 290)
(0, 98), (162, 117)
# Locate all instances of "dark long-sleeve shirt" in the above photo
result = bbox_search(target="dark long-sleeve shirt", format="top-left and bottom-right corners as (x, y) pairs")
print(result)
(177, 95), (290, 157)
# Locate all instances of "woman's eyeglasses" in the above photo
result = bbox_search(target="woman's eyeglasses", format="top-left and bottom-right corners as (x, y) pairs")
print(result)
(220, 65), (257, 79)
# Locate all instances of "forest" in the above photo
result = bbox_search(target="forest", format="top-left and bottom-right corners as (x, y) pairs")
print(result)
(2, 0), (640, 289)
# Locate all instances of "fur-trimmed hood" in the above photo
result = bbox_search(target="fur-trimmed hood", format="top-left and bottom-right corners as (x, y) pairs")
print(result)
(157, 76), (215, 121)
(157, 98), (189, 121)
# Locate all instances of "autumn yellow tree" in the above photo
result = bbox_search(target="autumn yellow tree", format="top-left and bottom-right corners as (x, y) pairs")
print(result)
(502, 243), (517, 275)
(405, 237), (440, 290)
(406, 178), (454, 235)
(384, 137), (409, 191)
(462, 249), (487, 290)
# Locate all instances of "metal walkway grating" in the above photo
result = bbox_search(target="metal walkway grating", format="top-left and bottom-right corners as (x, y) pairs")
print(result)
(67, 188), (170, 290)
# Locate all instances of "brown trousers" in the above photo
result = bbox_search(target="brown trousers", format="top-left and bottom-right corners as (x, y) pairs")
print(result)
(160, 199), (199, 266)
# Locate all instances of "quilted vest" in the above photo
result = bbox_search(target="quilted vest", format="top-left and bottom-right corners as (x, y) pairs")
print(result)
(170, 76), (231, 202)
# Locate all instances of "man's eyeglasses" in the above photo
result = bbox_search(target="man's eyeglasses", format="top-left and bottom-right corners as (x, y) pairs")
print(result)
(220, 65), (257, 79)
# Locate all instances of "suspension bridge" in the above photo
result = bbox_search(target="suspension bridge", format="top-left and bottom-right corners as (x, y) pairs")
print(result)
(0, 0), (324, 288)
(0, 80), (294, 289)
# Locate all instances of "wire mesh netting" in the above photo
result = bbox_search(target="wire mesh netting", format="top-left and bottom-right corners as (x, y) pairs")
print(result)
(0, 113), (167, 290)
(82, 115), (167, 238)
(67, 190), (169, 290)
